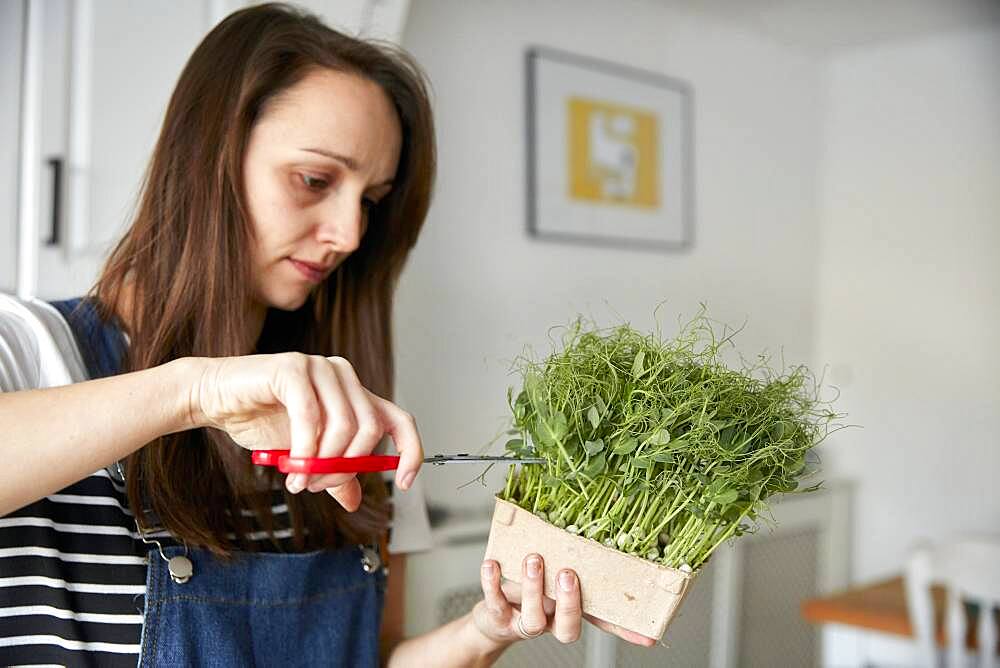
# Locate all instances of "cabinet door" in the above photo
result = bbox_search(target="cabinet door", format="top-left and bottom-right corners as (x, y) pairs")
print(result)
(0, 0), (24, 294)
(30, 0), (209, 299)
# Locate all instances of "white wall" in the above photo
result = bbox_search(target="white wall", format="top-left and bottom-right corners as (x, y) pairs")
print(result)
(396, 0), (825, 512)
(0, 0), (23, 293)
(816, 28), (1000, 582)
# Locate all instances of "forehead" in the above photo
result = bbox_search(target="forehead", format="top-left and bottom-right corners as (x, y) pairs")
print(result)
(255, 68), (401, 177)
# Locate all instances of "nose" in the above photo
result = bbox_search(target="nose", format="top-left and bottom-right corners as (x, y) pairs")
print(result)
(315, 191), (367, 253)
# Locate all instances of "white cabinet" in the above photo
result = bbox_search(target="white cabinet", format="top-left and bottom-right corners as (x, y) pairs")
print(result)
(35, 0), (209, 299)
(7, 0), (410, 300)
(14, 0), (213, 300)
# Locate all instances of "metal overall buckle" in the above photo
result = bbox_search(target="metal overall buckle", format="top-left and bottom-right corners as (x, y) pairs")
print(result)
(117, 461), (194, 584)
(359, 541), (386, 575)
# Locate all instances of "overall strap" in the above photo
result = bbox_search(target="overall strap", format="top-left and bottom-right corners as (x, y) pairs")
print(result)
(49, 298), (127, 379)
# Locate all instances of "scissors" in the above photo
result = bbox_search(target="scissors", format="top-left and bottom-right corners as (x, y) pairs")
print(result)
(251, 449), (545, 474)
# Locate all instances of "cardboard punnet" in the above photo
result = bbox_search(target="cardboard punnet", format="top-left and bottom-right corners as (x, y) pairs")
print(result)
(483, 497), (696, 640)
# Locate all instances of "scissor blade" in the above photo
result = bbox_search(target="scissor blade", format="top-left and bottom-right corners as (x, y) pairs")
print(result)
(423, 453), (545, 466)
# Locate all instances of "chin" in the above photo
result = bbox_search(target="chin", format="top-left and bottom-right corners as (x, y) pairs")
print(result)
(265, 289), (311, 312)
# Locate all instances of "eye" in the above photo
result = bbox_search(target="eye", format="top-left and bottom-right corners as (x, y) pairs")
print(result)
(362, 198), (378, 215)
(299, 173), (329, 191)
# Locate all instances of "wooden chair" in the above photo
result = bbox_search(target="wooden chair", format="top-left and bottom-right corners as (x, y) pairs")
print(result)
(905, 537), (1000, 667)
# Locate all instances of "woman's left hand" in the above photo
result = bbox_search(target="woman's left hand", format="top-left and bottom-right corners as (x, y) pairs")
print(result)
(472, 554), (657, 649)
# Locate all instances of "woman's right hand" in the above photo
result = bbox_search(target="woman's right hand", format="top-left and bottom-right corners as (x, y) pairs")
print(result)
(191, 353), (423, 511)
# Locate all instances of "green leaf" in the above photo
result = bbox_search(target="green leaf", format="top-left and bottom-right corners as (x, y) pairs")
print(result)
(587, 405), (601, 430)
(534, 417), (553, 446)
(612, 437), (639, 456)
(769, 421), (789, 441)
(707, 478), (727, 495)
(651, 451), (675, 464)
(595, 396), (608, 416)
(633, 457), (652, 469)
(723, 504), (745, 521)
(631, 350), (645, 378)
(550, 411), (569, 441)
(665, 437), (688, 451)
(584, 452), (607, 478)
(713, 489), (739, 506)
(648, 428), (671, 446)
(537, 411), (568, 445)
(583, 439), (605, 456)
(504, 438), (524, 455)
(660, 407), (676, 423)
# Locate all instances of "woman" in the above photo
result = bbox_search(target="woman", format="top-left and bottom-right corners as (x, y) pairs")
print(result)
(0, 4), (654, 665)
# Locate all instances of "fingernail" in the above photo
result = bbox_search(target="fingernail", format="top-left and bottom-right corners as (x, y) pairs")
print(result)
(559, 570), (575, 592)
(482, 562), (495, 577)
(527, 556), (541, 577)
(286, 474), (303, 494)
(401, 471), (416, 490)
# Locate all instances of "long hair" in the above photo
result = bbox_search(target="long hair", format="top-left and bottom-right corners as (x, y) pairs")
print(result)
(92, 3), (435, 555)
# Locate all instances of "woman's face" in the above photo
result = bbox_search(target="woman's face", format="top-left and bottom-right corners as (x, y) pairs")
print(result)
(243, 68), (402, 312)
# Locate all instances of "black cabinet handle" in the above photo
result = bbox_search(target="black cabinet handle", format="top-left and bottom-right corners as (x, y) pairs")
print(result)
(46, 157), (63, 246)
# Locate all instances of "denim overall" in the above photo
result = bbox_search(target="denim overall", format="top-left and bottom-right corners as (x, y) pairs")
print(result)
(52, 298), (388, 667)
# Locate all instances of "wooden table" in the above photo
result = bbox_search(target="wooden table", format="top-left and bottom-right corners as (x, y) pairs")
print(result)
(802, 575), (996, 663)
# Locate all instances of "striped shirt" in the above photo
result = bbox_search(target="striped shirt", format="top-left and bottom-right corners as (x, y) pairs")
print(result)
(0, 468), (146, 665)
(0, 294), (432, 666)
(0, 465), (389, 666)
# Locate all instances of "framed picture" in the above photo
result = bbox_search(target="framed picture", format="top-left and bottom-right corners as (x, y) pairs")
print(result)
(526, 47), (694, 251)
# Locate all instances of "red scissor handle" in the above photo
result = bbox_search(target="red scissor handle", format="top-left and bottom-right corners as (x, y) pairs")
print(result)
(251, 450), (401, 474)
(251, 450), (285, 466)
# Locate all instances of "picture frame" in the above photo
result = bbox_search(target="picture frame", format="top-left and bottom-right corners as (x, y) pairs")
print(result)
(526, 46), (695, 252)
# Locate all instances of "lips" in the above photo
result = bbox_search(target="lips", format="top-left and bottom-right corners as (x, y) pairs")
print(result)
(288, 258), (331, 283)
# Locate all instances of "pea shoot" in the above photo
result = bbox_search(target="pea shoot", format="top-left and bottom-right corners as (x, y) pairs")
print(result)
(499, 310), (846, 571)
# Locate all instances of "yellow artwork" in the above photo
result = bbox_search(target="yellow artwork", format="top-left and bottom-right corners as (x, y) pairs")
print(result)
(567, 97), (660, 209)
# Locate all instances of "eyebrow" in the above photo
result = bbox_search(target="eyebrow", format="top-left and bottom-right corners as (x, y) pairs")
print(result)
(300, 147), (394, 188)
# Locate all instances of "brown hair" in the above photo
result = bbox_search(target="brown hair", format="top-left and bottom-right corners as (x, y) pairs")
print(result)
(92, 3), (435, 555)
